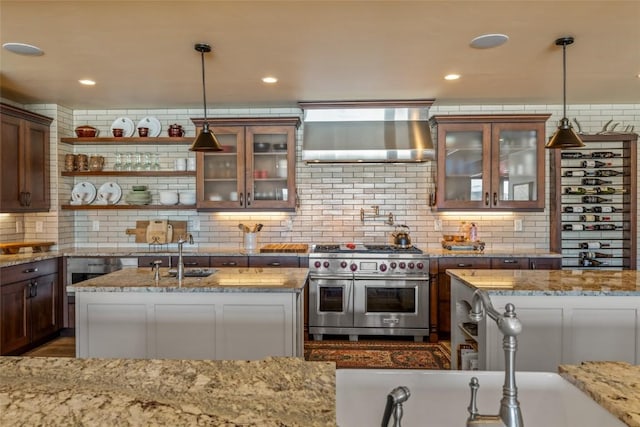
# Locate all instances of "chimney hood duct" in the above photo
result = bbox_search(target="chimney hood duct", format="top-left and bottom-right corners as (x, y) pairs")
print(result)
(299, 100), (435, 163)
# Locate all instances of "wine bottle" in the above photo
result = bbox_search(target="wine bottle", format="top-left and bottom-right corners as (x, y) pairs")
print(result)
(563, 224), (583, 231)
(592, 206), (617, 213)
(564, 206), (591, 213)
(594, 187), (626, 195)
(581, 160), (613, 168)
(582, 195), (612, 203)
(591, 151), (620, 158)
(564, 187), (587, 195)
(579, 242), (611, 249)
(594, 224), (622, 231)
(579, 215), (612, 222)
(579, 251), (614, 259)
(581, 259), (607, 267)
(596, 169), (623, 177)
(561, 152), (584, 159)
(582, 178), (612, 185)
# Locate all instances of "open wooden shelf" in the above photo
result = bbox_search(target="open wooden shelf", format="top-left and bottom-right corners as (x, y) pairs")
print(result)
(61, 171), (195, 177)
(60, 137), (192, 145)
(61, 204), (196, 210)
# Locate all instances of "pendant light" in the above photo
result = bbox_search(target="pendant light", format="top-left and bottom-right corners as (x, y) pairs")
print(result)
(545, 36), (585, 149)
(190, 43), (223, 152)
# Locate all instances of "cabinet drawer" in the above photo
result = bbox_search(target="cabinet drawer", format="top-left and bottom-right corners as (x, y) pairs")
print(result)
(138, 256), (171, 268)
(248, 256), (299, 268)
(1, 258), (58, 284)
(490, 257), (529, 269)
(530, 257), (562, 270)
(437, 257), (491, 271)
(210, 256), (248, 268)
(170, 256), (209, 268)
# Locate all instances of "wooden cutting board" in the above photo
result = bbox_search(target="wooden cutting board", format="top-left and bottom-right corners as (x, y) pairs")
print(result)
(259, 243), (309, 253)
(125, 221), (187, 244)
(0, 241), (55, 255)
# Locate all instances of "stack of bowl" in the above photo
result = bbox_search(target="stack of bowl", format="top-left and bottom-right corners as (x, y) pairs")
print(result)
(125, 186), (152, 205)
(159, 191), (179, 205)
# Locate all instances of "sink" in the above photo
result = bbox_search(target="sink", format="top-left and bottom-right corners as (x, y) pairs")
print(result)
(336, 369), (624, 427)
(166, 268), (216, 278)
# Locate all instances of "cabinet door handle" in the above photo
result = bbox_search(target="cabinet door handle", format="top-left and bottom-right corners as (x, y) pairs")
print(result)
(25, 192), (31, 206)
(457, 263), (472, 267)
(239, 192), (244, 207)
(247, 192), (251, 206)
(32, 281), (38, 298)
(493, 192), (497, 206)
(23, 268), (39, 273)
(19, 192), (26, 206)
(222, 262), (237, 267)
(484, 192), (489, 206)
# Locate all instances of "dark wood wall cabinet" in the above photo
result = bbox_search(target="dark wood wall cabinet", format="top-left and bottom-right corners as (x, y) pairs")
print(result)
(0, 258), (62, 355)
(0, 103), (53, 212)
(429, 114), (550, 211)
(193, 117), (300, 211)
(430, 256), (561, 340)
(549, 134), (637, 269)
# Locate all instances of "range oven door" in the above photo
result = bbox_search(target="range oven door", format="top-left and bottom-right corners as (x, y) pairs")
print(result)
(308, 276), (353, 328)
(352, 277), (428, 329)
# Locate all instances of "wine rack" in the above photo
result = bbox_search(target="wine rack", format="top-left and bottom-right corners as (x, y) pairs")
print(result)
(550, 134), (637, 269)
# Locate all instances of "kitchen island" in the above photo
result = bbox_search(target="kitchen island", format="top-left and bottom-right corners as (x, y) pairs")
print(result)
(69, 267), (308, 360)
(448, 269), (640, 371)
(0, 356), (335, 426)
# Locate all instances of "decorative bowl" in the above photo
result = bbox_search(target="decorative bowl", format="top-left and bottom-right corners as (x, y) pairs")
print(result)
(159, 191), (179, 205)
(75, 126), (98, 138)
(272, 143), (287, 151)
(253, 142), (270, 152)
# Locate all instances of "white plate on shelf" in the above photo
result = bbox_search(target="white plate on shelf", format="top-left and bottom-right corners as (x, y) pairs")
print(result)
(136, 116), (162, 137)
(110, 117), (135, 137)
(96, 182), (122, 205)
(71, 181), (96, 205)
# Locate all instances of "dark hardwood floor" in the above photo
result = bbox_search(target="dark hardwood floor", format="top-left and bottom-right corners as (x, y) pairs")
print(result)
(21, 336), (75, 357)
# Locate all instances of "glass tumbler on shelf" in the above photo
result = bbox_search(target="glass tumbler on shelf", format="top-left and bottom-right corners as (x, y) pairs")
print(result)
(123, 152), (133, 171)
(152, 153), (161, 171)
(143, 152), (152, 171)
(114, 152), (122, 171)
(134, 152), (143, 171)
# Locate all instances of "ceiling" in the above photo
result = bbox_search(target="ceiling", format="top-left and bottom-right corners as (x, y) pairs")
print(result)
(1, 0), (638, 110)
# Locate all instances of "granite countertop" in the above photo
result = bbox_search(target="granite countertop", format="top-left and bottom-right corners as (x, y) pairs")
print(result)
(559, 361), (640, 427)
(0, 356), (335, 426)
(67, 267), (308, 293)
(447, 269), (640, 296)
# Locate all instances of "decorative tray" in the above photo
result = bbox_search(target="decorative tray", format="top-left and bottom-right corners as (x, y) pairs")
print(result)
(441, 240), (485, 251)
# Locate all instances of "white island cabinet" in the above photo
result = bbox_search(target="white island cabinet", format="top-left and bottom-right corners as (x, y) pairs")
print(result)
(69, 267), (307, 360)
(449, 269), (640, 372)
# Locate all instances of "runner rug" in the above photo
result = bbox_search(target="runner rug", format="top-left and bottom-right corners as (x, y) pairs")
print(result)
(304, 339), (451, 369)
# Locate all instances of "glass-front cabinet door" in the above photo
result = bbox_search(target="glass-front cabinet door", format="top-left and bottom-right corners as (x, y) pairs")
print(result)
(432, 114), (549, 211)
(196, 119), (298, 211)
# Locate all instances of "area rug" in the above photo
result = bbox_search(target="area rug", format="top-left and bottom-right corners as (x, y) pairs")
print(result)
(304, 339), (451, 369)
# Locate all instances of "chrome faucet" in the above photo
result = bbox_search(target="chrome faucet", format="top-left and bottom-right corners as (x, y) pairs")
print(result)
(381, 386), (410, 427)
(466, 289), (523, 427)
(176, 233), (194, 280)
(151, 260), (162, 282)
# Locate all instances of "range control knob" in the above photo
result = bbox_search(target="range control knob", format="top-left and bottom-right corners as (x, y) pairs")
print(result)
(323, 261), (330, 268)
(390, 262), (397, 269)
(350, 263), (358, 272)
(399, 262), (406, 269)
(416, 262), (424, 270)
(340, 261), (348, 269)
(408, 262), (415, 269)
(314, 261), (321, 269)
(379, 264), (387, 272)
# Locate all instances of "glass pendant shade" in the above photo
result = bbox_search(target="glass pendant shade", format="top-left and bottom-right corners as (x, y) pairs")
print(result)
(546, 118), (585, 149)
(545, 36), (585, 149)
(189, 43), (222, 152)
(190, 123), (222, 151)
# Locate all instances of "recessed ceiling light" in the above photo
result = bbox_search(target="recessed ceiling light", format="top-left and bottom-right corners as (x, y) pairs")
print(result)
(3, 42), (44, 56)
(470, 34), (509, 49)
(262, 76), (278, 84)
(444, 74), (461, 81)
(79, 79), (96, 86)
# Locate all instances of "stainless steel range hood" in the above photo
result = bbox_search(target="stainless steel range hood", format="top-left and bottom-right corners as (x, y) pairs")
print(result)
(299, 100), (435, 163)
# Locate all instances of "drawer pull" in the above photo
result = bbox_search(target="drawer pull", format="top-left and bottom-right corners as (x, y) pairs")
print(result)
(222, 262), (237, 267)
(184, 262), (198, 266)
(457, 263), (472, 267)
(503, 259), (518, 264)
(269, 262), (281, 267)
(23, 268), (39, 273)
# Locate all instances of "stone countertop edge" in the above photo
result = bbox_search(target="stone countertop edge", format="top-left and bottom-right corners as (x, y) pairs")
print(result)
(0, 247), (561, 268)
(0, 356), (336, 427)
(446, 269), (640, 296)
(67, 267), (309, 293)
(559, 361), (640, 427)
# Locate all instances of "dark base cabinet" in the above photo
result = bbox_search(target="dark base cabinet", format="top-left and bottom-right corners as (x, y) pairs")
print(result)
(432, 256), (561, 340)
(0, 259), (62, 355)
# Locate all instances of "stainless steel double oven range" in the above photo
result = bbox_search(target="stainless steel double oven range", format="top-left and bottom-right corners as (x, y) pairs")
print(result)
(308, 244), (429, 341)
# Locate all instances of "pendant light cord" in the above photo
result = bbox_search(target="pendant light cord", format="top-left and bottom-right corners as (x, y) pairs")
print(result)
(201, 51), (208, 122)
(562, 43), (567, 120)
